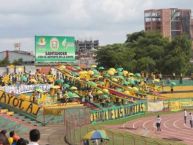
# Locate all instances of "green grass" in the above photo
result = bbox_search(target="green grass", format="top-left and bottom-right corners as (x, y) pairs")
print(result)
(66, 111), (186, 145)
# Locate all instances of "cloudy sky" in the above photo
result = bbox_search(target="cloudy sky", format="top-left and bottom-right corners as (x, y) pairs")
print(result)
(0, 0), (192, 52)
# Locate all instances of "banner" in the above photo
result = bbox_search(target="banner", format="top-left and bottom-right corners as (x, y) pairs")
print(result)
(169, 101), (181, 111)
(44, 102), (83, 115)
(148, 101), (163, 112)
(3, 84), (51, 94)
(180, 100), (193, 108)
(0, 90), (40, 115)
(35, 36), (75, 63)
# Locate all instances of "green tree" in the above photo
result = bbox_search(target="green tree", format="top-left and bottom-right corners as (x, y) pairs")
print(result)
(162, 35), (192, 75)
(96, 31), (192, 75)
(12, 58), (23, 65)
(0, 57), (10, 67)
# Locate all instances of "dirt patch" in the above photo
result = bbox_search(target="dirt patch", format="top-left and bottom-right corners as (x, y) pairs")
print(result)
(162, 137), (183, 142)
(119, 127), (137, 130)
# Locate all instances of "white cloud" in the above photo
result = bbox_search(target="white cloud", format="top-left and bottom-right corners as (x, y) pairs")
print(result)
(0, 0), (192, 52)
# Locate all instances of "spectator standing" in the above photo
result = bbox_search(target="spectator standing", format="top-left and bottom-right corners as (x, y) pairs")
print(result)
(16, 138), (28, 145)
(172, 73), (176, 80)
(159, 73), (162, 80)
(0, 130), (7, 137)
(0, 133), (9, 145)
(8, 131), (14, 145)
(180, 73), (183, 84)
(88, 90), (93, 103)
(28, 129), (40, 145)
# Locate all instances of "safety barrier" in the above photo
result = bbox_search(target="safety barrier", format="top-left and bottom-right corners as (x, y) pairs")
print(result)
(163, 98), (193, 111)
(90, 101), (146, 123)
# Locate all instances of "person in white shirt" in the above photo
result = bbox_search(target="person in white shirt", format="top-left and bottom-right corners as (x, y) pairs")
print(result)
(88, 90), (93, 103)
(156, 115), (161, 131)
(184, 109), (187, 124)
(28, 129), (40, 145)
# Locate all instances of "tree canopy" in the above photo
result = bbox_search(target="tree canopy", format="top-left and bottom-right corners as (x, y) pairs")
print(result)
(95, 31), (192, 75)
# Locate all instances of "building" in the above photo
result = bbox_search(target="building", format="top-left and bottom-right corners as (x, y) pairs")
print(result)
(144, 8), (193, 39)
(0, 50), (34, 64)
(75, 40), (99, 67)
(75, 40), (99, 53)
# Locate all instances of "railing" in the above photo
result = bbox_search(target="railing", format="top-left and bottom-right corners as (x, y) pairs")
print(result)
(90, 101), (146, 123)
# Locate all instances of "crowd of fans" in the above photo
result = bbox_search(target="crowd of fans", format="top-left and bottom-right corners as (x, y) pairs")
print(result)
(0, 129), (40, 145)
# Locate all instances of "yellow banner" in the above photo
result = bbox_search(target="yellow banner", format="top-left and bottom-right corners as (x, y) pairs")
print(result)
(180, 100), (193, 107)
(0, 90), (40, 115)
(169, 101), (181, 111)
(43, 102), (84, 115)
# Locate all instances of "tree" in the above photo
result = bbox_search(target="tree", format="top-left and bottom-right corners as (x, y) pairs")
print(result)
(12, 58), (23, 65)
(96, 31), (192, 75)
(0, 57), (10, 67)
(162, 35), (192, 74)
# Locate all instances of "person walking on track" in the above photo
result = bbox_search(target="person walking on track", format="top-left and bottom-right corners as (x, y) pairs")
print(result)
(156, 115), (161, 131)
(189, 112), (193, 128)
(184, 109), (187, 124)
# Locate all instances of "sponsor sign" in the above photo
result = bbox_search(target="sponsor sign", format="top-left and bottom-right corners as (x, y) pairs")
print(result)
(3, 84), (51, 94)
(35, 36), (76, 63)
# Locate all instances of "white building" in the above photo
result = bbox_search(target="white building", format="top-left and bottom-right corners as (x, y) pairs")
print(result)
(0, 50), (34, 64)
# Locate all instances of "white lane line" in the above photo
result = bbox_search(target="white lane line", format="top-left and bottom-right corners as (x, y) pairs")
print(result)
(121, 118), (146, 129)
(142, 120), (153, 129)
(160, 118), (193, 142)
(141, 119), (153, 136)
(174, 119), (192, 130)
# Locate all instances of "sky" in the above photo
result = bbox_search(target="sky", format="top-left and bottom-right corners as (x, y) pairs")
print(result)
(0, 0), (192, 52)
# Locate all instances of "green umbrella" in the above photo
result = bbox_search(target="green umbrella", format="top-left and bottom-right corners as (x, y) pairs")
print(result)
(98, 81), (105, 85)
(55, 79), (64, 85)
(72, 72), (78, 77)
(21, 76), (27, 82)
(116, 75), (124, 80)
(75, 66), (81, 70)
(128, 79), (135, 85)
(117, 67), (123, 72)
(170, 82), (176, 86)
(101, 94), (109, 99)
(35, 88), (44, 93)
(123, 81), (129, 85)
(98, 66), (104, 70)
(135, 73), (141, 77)
(63, 84), (70, 88)
(93, 69), (99, 75)
(104, 73), (110, 77)
(88, 81), (97, 87)
(116, 88), (123, 92)
(117, 72), (123, 76)
(66, 92), (79, 98)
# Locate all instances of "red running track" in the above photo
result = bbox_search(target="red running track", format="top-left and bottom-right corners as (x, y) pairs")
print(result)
(108, 112), (193, 145)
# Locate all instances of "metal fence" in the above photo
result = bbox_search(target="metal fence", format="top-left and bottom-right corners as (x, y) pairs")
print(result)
(64, 107), (180, 145)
